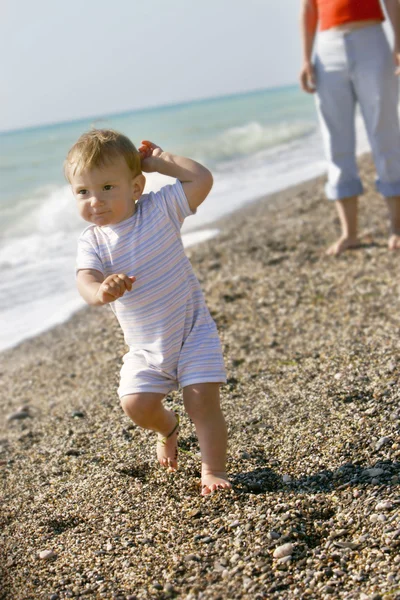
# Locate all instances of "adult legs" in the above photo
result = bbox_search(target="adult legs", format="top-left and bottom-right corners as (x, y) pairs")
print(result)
(120, 393), (179, 470)
(314, 31), (363, 255)
(352, 24), (400, 250)
(385, 198), (400, 249)
(326, 196), (359, 255)
(183, 382), (231, 495)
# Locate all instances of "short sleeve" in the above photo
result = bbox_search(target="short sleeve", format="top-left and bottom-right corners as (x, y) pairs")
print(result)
(152, 180), (195, 232)
(76, 231), (104, 275)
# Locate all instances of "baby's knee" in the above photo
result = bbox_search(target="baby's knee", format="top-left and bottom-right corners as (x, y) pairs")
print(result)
(120, 392), (163, 425)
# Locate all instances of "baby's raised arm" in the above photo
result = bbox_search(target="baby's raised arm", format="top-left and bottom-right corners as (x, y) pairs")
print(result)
(139, 141), (213, 212)
(77, 269), (135, 306)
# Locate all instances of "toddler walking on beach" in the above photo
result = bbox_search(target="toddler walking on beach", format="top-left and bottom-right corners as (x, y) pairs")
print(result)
(65, 129), (231, 496)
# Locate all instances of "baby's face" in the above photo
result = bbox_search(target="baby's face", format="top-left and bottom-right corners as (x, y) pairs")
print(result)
(70, 157), (142, 226)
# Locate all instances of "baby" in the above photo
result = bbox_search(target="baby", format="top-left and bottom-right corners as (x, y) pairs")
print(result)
(65, 129), (231, 495)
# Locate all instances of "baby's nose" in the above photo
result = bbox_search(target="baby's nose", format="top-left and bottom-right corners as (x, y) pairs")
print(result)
(91, 195), (103, 206)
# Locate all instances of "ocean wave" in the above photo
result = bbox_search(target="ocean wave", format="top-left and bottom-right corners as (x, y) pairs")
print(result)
(187, 120), (316, 163)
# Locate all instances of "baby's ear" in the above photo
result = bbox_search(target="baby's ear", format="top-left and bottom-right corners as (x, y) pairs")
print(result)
(132, 173), (146, 199)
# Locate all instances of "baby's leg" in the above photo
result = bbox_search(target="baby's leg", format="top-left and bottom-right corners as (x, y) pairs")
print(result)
(120, 393), (179, 471)
(183, 383), (231, 495)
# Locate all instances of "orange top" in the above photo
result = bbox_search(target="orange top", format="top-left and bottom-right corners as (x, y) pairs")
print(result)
(317, 0), (385, 31)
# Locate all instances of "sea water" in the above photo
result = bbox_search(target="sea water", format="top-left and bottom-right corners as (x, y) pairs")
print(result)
(0, 85), (371, 351)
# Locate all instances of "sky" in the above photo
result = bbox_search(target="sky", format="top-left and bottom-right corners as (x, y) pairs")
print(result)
(0, 0), (303, 132)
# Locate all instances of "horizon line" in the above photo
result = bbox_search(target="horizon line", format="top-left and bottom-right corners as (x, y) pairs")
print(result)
(0, 82), (298, 137)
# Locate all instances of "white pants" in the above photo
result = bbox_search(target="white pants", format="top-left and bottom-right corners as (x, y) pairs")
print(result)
(315, 24), (400, 200)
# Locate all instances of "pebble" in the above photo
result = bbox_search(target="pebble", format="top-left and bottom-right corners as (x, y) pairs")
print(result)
(65, 449), (81, 456)
(375, 501), (393, 511)
(184, 554), (200, 562)
(282, 474), (292, 483)
(277, 555), (292, 565)
(370, 514), (379, 523)
(376, 437), (391, 451)
(7, 410), (30, 421)
(273, 543), (294, 559)
(364, 468), (384, 478)
(152, 582), (163, 590)
(38, 549), (57, 560)
(71, 410), (85, 418)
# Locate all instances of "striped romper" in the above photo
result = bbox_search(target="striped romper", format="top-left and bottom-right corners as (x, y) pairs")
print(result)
(76, 181), (226, 398)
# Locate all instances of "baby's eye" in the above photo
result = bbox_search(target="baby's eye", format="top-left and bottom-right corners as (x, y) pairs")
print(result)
(77, 189), (88, 196)
(104, 185), (114, 191)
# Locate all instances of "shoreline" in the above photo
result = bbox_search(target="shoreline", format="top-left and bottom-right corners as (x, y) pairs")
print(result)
(0, 167), (328, 357)
(2, 152), (400, 599)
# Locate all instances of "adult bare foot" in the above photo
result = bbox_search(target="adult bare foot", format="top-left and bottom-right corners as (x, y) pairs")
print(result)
(201, 471), (231, 496)
(326, 235), (360, 256)
(388, 233), (400, 250)
(157, 412), (179, 472)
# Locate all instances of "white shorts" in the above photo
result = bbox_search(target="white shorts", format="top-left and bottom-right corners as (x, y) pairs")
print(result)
(118, 332), (226, 398)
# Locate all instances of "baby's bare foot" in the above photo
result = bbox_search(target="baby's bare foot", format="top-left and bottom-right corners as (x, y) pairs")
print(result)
(157, 412), (179, 472)
(201, 471), (231, 496)
(388, 233), (400, 250)
(326, 235), (360, 256)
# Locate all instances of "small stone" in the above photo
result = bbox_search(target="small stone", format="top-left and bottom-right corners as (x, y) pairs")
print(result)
(71, 410), (85, 418)
(164, 583), (175, 594)
(282, 474), (292, 483)
(106, 543), (113, 551)
(39, 549), (57, 560)
(268, 530), (280, 540)
(376, 437), (391, 451)
(376, 501), (393, 511)
(184, 554), (200, 562)
(329, 529), (348, 539)
(49, 594), (59, 600)
(229, 520), (240, 528)
(65, 449), (81, 456)
(364, 468), (384, 478)
(333, 541), (360, 550)
(370, 514), (379, 523)
(378, 514), (387, 522)
(273, 542), (293, 559)
(277, 555), (291, 565)
(7, 410), (30, 421)
(152, 582), (163, 590)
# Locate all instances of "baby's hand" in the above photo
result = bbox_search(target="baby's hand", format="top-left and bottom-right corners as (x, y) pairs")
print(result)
(139, 140), (164, 173)
(96, 274), (136, 304)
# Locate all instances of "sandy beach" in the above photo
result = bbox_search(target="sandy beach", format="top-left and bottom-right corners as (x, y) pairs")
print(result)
(1, 153), (399, 600)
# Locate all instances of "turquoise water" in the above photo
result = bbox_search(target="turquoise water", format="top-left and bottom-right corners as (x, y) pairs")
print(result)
(1, 84), (361, 351)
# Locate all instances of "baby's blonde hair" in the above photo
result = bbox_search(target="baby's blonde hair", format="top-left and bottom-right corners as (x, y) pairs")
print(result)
(64, 129), (141, 181)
